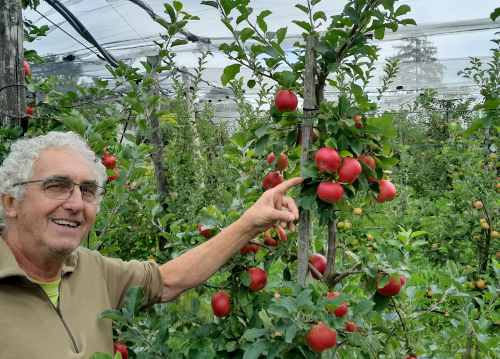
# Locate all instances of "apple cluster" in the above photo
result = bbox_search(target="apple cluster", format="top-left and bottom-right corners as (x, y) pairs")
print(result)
(315, 146), (397, 204)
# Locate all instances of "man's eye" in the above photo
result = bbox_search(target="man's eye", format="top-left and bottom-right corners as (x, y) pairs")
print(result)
(81, 186), (97, 195)
(45, 181), (69, 189)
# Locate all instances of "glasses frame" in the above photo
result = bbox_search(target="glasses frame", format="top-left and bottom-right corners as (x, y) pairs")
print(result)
(12, 177), (107, 205)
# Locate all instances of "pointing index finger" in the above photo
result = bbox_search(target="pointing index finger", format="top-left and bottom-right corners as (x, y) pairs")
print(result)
(272, 177), (304, 195)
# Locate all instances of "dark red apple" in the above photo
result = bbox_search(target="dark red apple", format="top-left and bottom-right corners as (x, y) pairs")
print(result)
(263, 225), (287, 246)
(345, 321), (362, 333)
(326, 292), (348, 317)
(198, 223), (218, 238)
(374, 180), (397, 203)
(337, 157), (362, 183)
(315, 147), (341, 173)
(246, 267), (267, 292)
(268, 153), (289, 171)
(358, 154), (376, 183)
(376, 274), (402, 297)
(305, 322), (337, 352)
(275, 90), (298, 112)
(113, 343), (128, 359)
(317, 182), (344, 203)
(240, 241), (260, 255)
(352, 115), (363, 129)
(102, 155), (117, 170)
(108, 169), (119, 181)
(309, 253), (327, 280)
(26, 106), (34, 115)
(211, 291), (230, 317)
(24, 61), (30, 76)
(262, 171), (284, 190)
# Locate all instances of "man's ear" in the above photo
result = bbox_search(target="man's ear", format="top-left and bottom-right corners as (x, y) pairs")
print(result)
(1, 193), (18, 218)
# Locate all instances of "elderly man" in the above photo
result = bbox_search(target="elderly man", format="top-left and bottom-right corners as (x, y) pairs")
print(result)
(0, 131), (302, 358)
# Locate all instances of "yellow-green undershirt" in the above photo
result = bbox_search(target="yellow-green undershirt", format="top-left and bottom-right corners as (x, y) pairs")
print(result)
(30, 277), (61, 308)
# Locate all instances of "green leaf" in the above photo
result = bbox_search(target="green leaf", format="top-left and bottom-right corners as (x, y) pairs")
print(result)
(353, 300), (375, 316)
(372, 292), (391, 312)
(257, 10), (272, 33)
(90, 353), (114, 359)
(240, 28), (255, 43)
(313, 41), (333, 53)
(491, 7), (500, 21)
(395, 5), (411, 16)
(123, 286), (145, 318)
(255, 134), (269, 155)
(295, 4), (308, 13)
(60, 116), (86, 137)
(241, 328), (271, 340)
(242, 338), (270, 359)
(463, 118), (483, 138)
(171, 39), (188, 47)
(344, 7), (360, 23)
(292, 20), (312, 33)
(98, 310), (127, 323)
(221, 64), (241, 86)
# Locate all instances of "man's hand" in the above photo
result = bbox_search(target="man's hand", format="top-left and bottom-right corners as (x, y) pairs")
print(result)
(241, 177), (304, 235)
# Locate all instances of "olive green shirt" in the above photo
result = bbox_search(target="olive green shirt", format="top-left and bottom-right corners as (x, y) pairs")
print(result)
(0, 238), (164, 358)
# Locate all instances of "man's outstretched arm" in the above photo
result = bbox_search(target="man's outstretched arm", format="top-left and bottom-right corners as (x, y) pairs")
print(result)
(158, 177), (304, 302)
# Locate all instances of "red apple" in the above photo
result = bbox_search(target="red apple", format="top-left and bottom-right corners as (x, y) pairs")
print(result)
(198, 223), (218, 238)
(108, 169), (119, 181)
(374, 180), (397, 203)
(358, 155), (376, 170)
(275, 90), (298, 112)
(376, 274), (402, 297)
(317, 182), (344, 203)
(102, 155), (117, 170)
(326, 292), (348, 317)
(211, 291), (230, 317)
(309, 253), (327, 280)
(113, 343), (128, 359)
(262, 171), (284, 190)
(246, 267), (267, 292)
(240, 241), (260, 255)
(26, 106), (34, 115)
(345, 321), (362, 333)
(337, 157), (362, 183)
(268, 153), (289, 171)
(405, 357), (417, 359)
(305, 322), (337, 352)
(24, 60), (30, 76)
(352, 115), (363, 129)
(315, 147), (341, 173)
(358, 154), (376, 183)
(263, 225), (287, 246)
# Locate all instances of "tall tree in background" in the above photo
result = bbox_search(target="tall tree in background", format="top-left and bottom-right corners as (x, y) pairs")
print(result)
(390, 37), (445, 90)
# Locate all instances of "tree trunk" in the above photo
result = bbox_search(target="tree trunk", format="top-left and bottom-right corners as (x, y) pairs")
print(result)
(147, 57), (168, 198)
(297, 35), (317, 285)
(180, 66), (204, 189)
(0, 0), (26, 128)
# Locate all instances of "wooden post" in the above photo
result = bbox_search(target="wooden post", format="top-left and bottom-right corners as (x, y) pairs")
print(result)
(147, 56), (169, 198)
(180, 66), (204, 189)
(297, 35), (317, 285)
(0, 0), (25, 128)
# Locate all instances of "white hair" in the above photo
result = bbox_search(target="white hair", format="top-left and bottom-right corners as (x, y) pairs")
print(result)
(0, 131), (107, 219)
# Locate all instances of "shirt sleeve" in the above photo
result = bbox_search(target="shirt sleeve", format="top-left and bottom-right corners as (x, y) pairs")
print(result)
(87, 251), (164, 310)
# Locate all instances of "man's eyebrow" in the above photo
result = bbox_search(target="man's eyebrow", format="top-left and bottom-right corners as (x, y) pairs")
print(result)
(47, 175), (98, 185)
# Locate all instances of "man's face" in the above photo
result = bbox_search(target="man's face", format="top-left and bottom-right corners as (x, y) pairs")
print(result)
(11, 148), (98, 255)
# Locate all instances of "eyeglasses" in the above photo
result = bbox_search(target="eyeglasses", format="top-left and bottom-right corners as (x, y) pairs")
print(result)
(12, 178), (106, 205)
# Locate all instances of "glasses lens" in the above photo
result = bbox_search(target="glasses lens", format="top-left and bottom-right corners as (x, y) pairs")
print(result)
(43, 179), (73, 200)
(80, 184), (103, 204)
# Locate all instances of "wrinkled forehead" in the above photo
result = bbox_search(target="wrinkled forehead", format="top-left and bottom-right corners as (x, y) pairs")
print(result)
(32, 148), (96, 182)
